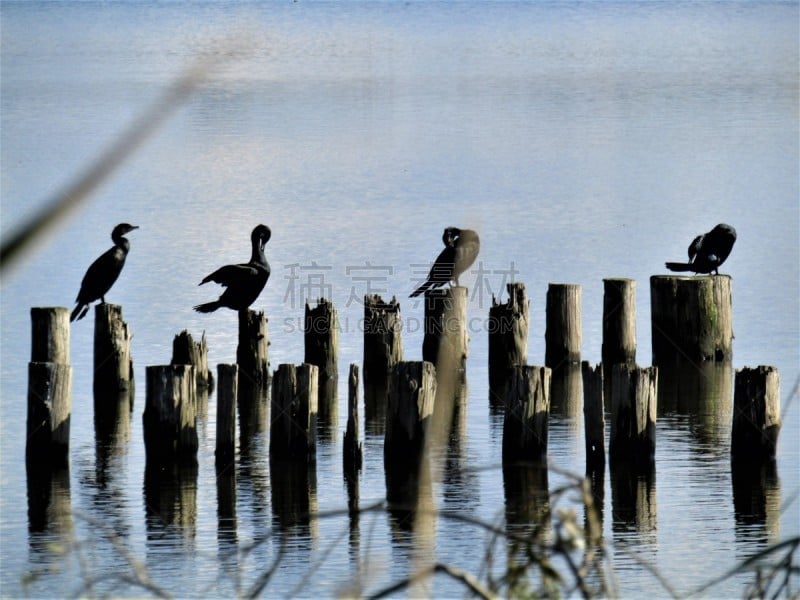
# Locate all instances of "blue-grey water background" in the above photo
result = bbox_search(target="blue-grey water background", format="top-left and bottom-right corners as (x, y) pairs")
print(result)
(1, 1), (798, 597)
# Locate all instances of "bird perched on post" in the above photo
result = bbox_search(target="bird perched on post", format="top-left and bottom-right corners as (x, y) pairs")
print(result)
(665, 223), (737, 275)
(410, 227), (480, 297)
(71, 223), (138, 322)
(194, 224), (271, 313)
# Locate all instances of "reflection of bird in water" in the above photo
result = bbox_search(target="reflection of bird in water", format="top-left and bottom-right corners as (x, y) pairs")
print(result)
(410, 227), (480, 297)
(71, 223), (138, 322)
(665, 223), (737, 275)
(194, 224), (271, 313)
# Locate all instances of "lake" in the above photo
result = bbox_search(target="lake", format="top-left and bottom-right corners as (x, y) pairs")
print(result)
(1, 1), (798, 597)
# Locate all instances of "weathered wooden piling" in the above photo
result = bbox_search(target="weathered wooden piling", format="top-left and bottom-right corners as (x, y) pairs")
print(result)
(94, 303), (133, 394)
(545, 283), (582, 368)
(31, 307), (70, 364)
(731, 366), (781, 461)
(270, 363), (318, 460)
(143, 364), (198, 462)
(172, 330), (213, 389)
(502, 365), (552, 464)
(582, 361), (605, 469)
(422, 287), (468, 376)
(237, 309), (270, 388)
(384, 361), (437, 464)
(602, 278), (636, 367)
(363, 294), (403, 384)
(304, 298), (338, 432)
(609, 364), (658, 464)
(27, 307), (72, 464)
(344, 363), (363, 472)
(488, 282), (529, 406)
(215, 364), (238, 463)
(650, 275), (733, 364)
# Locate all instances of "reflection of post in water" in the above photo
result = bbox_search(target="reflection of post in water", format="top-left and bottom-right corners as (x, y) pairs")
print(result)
(488, 282), (529, 407)
(237, 378), (269, 448)
(304, 298), (338, 438)
(610, 457), (656, 538)
(384, 361), (436, 533)
(270, 456), (318, 542)
(94, 388), (133, 472)
(363, 294), (403, 435)
(215, 459), (238, 580)
(731, 457), (781, 544)
(143, 459), (198, 548)
(657, 357), (733, 446)
(503, 461), (550, 559)
(27, 462), (72, 547)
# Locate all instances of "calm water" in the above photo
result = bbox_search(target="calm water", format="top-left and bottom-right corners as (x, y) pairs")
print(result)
(1, 1), (798, 597)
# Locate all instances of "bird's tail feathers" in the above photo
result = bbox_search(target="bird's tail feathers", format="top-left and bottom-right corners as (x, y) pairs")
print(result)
(194, 301), (221, 313)
(409, 282), (430, 298)
(70, 304), (89, 322)
(665, 262), (693, 272)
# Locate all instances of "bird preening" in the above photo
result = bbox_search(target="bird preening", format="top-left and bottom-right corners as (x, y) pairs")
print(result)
(665, 223), (737, 275)
(71, 223), (138, 322)
(410, 227), (481, 297)
(194, 224), (272, 313)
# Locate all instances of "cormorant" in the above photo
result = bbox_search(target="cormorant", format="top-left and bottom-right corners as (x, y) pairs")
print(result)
(665, 223), (737, 275)
(70, 223), (138, 322)
(194, 224), (271, 313)
(410, 227), (480, 297)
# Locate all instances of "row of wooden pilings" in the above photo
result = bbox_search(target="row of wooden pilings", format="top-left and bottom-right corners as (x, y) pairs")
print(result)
(27, 275), (781, 487)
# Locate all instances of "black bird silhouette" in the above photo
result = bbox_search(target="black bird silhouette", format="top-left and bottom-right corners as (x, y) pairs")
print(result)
(194, 224), (271, 313)
(410, 227), (480, 297)
(71, 223), (138, 322)
(665, 223), (737, 275)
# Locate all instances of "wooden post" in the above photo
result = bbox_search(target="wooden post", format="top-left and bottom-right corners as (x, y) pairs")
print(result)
(488, 282), (529, 407)
(304, 298), (338, 433)
(582, 361), (605, 470)
(731, 366), (781, 462)
(215, 364), (238, 464)
(270, 363), (318, 460)
(363, 294), (403, 384)
(344, 363), (363, 472)
(609, 364), (657, 465)
(422, 287), (468, 375)
(237, 309), (270, 388)
(545, 283), (581, 368)
(31, 307), (70, 364)
(94, 303), (133, 393)
(502, 365), (551, 464)
(650, 275), (733, 364)
(172, 330), (213, 389)
(363, 294), (403, 431)
(384, 361), (437, 463)
(602, 278), (636, 367)
(143, 365), (198, 462)
(27, 307), (71, 465)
